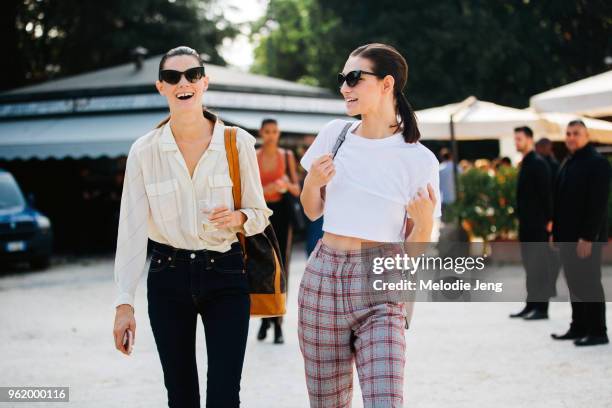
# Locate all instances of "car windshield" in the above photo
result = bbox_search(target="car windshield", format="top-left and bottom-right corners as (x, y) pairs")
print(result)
(0, 173), (26, 209)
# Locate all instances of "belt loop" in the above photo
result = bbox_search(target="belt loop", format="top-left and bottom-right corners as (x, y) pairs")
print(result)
(204, 247), (210, 266)
(170, 247), (178, 267)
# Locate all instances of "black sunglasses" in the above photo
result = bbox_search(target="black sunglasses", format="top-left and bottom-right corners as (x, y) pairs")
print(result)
(159, 66), (205, 84)
(337, 70), (384, 87)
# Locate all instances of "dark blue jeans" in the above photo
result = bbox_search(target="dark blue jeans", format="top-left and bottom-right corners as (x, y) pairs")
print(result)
(147, 240), (251, 408)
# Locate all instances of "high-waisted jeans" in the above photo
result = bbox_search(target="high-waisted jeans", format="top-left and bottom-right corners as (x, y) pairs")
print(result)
(147, 240), (250, 408)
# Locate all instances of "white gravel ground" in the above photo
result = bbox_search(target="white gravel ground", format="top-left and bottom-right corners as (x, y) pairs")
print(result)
(1, 246), (611, 408)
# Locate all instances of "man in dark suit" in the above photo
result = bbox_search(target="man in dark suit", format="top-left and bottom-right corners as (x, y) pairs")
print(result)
(551, 120), (609, 346)
(510, 126), (553, 320)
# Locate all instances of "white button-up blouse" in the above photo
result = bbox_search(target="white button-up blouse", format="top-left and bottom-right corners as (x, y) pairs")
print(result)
(113, 118), (273, 309)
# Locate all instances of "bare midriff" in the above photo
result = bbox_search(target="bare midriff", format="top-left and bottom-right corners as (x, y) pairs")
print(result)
(321, 231), (383, 251)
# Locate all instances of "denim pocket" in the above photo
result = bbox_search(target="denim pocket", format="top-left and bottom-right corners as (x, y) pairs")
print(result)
(149, 251), (172, 274)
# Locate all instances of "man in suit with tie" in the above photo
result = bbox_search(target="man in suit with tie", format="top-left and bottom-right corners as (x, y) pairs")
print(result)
(551, 120), (609, 346)
(510, 126), (553, 320)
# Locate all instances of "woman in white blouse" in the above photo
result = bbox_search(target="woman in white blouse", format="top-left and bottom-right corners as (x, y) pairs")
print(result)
(298, 43), (440, 407)
(112, 46), (271, 408)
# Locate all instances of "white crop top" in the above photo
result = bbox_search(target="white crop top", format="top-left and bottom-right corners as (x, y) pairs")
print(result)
(300, 119), (441, 242)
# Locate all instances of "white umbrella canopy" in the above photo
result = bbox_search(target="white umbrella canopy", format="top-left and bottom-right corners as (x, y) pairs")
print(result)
(529, 70), (612, 117)
(534, 111), (612, 143)
(416, 96), (612, 143)
(416, 97), (544, 140)
(415, 97), (612, 162)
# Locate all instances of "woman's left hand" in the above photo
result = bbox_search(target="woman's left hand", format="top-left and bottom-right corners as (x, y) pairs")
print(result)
(208, 206), (246, 229)
(405, 183), (436, 229)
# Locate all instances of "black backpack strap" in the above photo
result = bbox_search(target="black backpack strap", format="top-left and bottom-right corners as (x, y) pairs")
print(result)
(331, 122), (353, 159)
(319, 122), (354, 202)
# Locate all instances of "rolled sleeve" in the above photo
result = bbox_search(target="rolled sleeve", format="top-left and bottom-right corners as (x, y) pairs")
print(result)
(112, 143), (150, 310)
(234, 129), (273, 236)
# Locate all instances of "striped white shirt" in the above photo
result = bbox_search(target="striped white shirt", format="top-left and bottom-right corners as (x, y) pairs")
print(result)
(113, 119), (272, 309)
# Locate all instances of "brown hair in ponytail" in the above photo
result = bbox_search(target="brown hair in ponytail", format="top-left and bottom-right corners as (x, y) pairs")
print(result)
(155, 46), (219, 129)
(350, 43), (421, 143)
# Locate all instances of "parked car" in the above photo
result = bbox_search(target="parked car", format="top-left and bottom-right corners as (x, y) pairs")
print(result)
(0, 169), (53, 269)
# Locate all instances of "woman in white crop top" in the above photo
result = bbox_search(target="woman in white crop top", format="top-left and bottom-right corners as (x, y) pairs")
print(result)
(297, 43), (440, 407)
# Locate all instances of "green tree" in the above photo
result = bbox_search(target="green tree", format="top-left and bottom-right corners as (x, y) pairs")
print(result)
(4, 0), (239, 91)
(252, 0), (612, 108)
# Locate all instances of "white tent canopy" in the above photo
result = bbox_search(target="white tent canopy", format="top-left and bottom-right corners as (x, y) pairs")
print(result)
(416, 97), (543, 140)
(415, 96), (612, 161)
(415, 97), (544, 161)
(529, 70), (612, 117)
(416, 96), (612, 142)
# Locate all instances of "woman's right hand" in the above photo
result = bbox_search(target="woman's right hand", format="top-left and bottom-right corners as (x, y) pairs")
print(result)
(113, 304), (136, 355)
(306, 154), (335, 188)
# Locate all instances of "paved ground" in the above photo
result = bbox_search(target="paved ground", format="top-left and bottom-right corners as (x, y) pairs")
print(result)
(1, 245), (611, 407)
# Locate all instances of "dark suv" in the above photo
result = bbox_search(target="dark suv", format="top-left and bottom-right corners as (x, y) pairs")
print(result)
(0, 169), (53, 269)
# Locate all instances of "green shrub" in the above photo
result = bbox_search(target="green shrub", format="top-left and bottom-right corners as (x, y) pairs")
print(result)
(451, 166), (518, 242)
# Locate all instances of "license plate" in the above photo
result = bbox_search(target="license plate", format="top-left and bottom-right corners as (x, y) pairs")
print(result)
(6, 241), (26, 252)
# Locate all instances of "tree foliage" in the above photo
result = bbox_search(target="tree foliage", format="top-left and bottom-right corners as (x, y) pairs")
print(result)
(252, 0), (612, 108)
(3, 0), (239, 91)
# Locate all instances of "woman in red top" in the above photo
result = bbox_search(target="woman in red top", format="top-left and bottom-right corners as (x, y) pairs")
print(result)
(256, 118), (301, 344)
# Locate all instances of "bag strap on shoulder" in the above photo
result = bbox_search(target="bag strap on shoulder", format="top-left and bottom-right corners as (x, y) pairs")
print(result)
(224, 126), (247, 250)
(224, 126), (242, 210)
(331, 122), (353, 158)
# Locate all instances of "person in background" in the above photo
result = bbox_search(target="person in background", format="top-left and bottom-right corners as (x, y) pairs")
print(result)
(438, 147), (460, 223)
(474, 158), (492, 172)
(301, 135), (324, 256)
(551, 120), (609, 346)
(492, 157), (512, 171)
(459, 159), (473, 172)
(535, 137), (562, 298)
(535, 138), (560, 179)
(510, 126), (553, 320)
(255, 118), (301, 344)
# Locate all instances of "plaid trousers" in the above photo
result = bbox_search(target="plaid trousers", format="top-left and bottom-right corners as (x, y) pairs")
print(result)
(298, 239), (407, 408)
